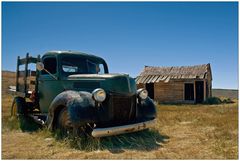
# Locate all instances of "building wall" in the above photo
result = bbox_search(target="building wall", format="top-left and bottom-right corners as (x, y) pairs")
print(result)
(137, 79), (212, 103)
(137, 83), (145, 89)
(154, 80), (187, 103)
(207, 70), (212, 98)
(154, 79), (212, 103)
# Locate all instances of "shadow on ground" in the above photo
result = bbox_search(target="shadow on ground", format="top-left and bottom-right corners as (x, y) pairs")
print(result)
(7, 116), (42, 132)
(66, 129), (169, 153)
(103, 130), (169, 153)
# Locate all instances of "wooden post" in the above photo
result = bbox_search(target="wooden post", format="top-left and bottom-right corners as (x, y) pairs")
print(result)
(203, 80), (206, 101)
(34, 55), (41, 105)
(24, 53), (29, 96)
(153, 83), (155, 100)
(193, 81), (196, 103)
(183, 83), (185, 101)
(16, 56), (20, 91)
(35, 55), (41, 93)
(210, 82), (212, 97)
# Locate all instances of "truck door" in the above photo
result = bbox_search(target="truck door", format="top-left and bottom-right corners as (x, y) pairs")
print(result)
(38, 56), (62, 113)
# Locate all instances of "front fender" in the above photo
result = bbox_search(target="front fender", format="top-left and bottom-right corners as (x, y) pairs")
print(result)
(137, 97), (157, 120)
(47, 90), (96, 130)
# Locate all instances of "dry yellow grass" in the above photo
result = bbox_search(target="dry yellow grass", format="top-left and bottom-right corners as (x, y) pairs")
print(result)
(1, 71), (238, 159)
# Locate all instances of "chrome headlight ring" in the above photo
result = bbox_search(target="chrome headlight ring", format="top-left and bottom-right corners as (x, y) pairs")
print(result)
(137, 88), (148, 100)
(92, 88), (106, 103)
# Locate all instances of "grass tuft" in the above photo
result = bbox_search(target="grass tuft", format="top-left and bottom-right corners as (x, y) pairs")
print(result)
(59, 129), (169, 152)
(203, 97), (222, 104)
(6, 116), (20, 130)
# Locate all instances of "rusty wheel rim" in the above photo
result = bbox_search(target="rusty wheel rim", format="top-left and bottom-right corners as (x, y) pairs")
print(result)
(58, 108), (73, 134)
(57, 108), (88, 137)
(11, 101), (17, 117)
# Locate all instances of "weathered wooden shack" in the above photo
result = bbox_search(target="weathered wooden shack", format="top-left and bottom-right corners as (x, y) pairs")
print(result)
(136, 64), (212, 103)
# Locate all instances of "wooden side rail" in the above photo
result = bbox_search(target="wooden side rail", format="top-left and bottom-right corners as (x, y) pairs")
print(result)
(15, 53), (40, 98)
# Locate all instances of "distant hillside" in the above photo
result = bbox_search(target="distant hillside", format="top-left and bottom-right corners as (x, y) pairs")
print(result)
(2, 71), (16, 95)
(212, 89), (238, 99)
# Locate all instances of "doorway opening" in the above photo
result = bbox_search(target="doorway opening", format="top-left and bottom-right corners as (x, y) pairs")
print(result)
(146, 83), (154, 99)
(184, 83), (194, 101)
(195, 81), (204, 103)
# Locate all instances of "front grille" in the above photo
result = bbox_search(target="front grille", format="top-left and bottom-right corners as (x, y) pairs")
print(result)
(96, 94), (137, 128)
(110, 94), (136, 125)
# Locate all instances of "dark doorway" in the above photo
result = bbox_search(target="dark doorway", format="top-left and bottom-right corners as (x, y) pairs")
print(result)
(146, 83), (154, 99)
(184, 83), (194, 100)
(195, 81), (204, 103)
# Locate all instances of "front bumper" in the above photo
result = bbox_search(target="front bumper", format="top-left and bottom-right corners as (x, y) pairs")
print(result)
(91, 119), (156, 137)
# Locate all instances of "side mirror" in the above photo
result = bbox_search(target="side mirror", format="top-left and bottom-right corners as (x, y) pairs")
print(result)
(36, 62), (44, 71)
(36, 62), (58, 80)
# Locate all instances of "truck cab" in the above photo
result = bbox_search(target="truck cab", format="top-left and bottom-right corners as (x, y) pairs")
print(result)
(38, 51), (108, 113)
(11, 51), (156, 137)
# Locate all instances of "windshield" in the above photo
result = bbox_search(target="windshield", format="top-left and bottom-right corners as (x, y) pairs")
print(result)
(61, 56), (106, 76)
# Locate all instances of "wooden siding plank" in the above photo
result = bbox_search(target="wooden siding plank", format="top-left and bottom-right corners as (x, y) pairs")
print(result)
(18, 70), (36, 77)
(19, 57), (38, 65)
(204, 80), (206, 101)
(18, 71), (25, 77)
(153, 81), (185, 102)
(30, 71), (36, 76)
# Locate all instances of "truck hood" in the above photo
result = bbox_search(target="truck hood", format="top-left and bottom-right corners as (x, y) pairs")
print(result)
(65, 73), (137, 94)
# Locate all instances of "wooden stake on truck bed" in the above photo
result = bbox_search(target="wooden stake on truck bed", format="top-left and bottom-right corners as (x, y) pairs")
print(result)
(16, 56), (20, 92)
(24, 53), (29, 96)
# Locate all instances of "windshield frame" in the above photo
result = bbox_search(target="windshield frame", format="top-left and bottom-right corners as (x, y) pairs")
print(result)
(59, 54), (109, 77)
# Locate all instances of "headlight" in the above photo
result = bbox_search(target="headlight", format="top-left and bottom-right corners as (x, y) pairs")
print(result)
(92, 88), (106, 102)
(137, 88), (148, 100)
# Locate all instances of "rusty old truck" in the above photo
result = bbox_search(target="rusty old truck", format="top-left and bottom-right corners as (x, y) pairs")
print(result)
(10, 51), (156, 137)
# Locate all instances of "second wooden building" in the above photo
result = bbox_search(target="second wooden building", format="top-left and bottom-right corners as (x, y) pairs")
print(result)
(135, 64), (212, 103)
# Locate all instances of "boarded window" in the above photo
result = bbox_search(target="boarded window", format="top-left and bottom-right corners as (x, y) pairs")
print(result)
(185, 83), (194, 100)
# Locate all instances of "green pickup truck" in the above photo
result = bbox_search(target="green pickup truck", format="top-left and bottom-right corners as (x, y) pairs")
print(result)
(10, 51), (156, 137)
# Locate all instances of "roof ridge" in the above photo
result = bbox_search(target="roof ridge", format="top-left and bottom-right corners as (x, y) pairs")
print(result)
(144, 64), (208, 69)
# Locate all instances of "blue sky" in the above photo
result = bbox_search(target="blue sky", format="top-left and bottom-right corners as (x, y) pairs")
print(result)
(2, 2), (238, 89)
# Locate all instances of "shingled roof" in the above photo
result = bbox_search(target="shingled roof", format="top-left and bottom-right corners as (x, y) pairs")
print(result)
(136, 64), (211, 84)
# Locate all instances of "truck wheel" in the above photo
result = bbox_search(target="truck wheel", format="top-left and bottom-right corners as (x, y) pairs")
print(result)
(11, 97), (40, 131)
(11, 97), (26, 117)
(56, 107), (86, 137)
(56, 107), (74, 136)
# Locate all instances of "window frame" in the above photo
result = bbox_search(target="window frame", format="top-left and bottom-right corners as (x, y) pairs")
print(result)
(59, 55), (108, 76)
(40, 56), (58, 76)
